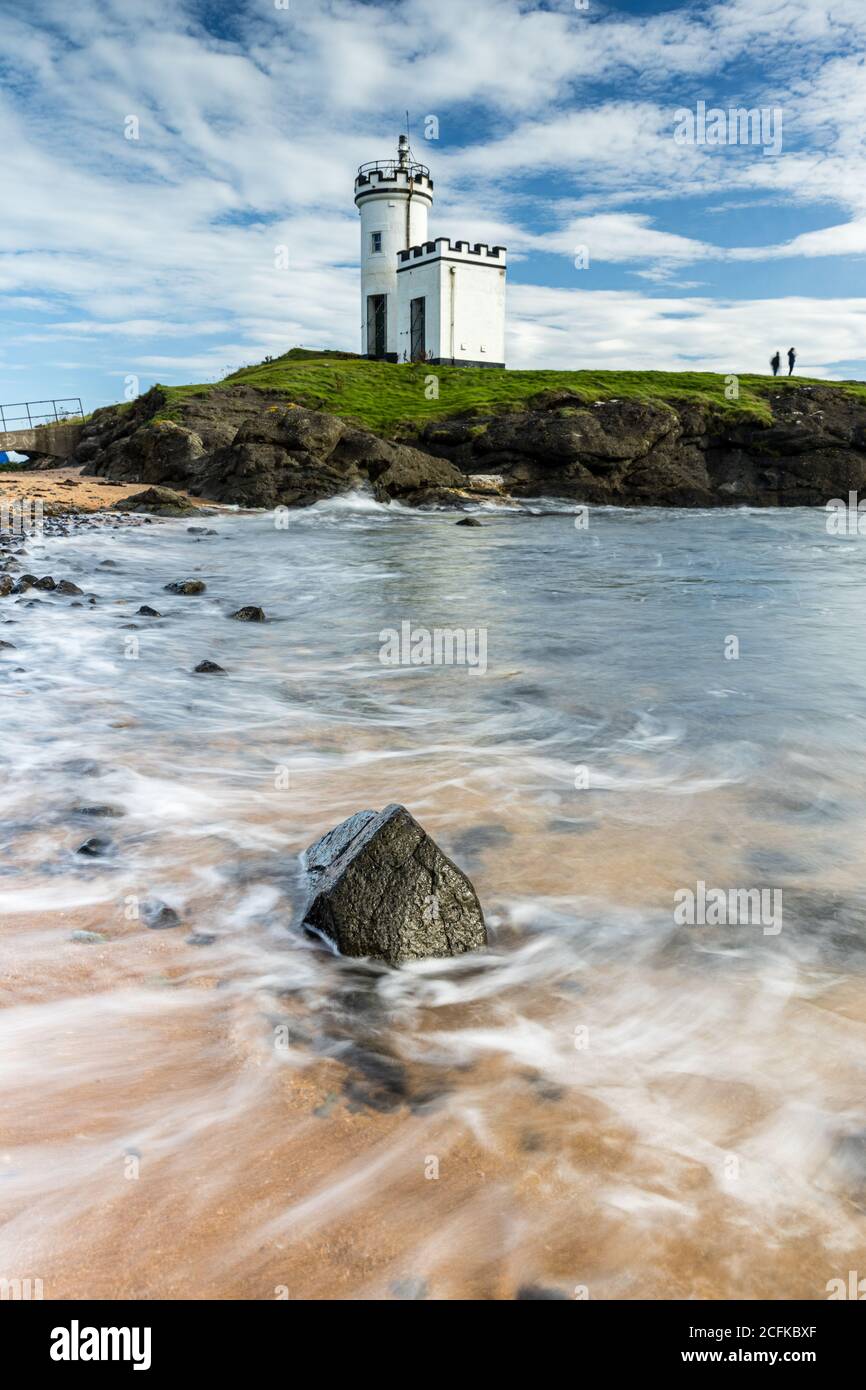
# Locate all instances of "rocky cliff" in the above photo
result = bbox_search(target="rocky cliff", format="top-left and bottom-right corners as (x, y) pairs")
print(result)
(74, 382), (866, 509)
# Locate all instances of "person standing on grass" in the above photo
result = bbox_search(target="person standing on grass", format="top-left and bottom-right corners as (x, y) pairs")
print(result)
(788, 347), (797, 376)
(771, 351), (781, 376)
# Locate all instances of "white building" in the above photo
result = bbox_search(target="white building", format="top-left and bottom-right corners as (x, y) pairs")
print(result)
(354, 135), (506, 368)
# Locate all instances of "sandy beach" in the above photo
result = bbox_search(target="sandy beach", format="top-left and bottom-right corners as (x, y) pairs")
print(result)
(0, 465), (206, 516)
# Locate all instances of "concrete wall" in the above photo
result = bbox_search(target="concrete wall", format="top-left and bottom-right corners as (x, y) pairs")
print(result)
(396, 259), (445, 362)
(0, 422), (83, 459)
(396, 241), (507, 365)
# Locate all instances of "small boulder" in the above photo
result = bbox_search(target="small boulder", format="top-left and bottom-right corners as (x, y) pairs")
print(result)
(141, 899), (181, 930)
(229, 605), (266, 622)
(165, 579), (206, 595)
(194, 659), (225, 674)
(55, 580), (84, 595)
(456, 517), (483, 527)
(76, 836), (113, 857)
(137, 605), (161, 617)
(114, 485), (199, 517)
(301, 804), (487, 964)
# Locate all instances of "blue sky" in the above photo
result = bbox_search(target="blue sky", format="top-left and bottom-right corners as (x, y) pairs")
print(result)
(1, 0), (865, 412)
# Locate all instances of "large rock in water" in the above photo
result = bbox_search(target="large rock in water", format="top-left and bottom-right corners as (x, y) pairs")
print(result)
(113, 485), (198, 516)
(302, 804), (486, 964)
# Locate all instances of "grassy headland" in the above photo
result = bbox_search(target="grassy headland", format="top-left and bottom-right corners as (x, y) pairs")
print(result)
(149, 348), (866, 436)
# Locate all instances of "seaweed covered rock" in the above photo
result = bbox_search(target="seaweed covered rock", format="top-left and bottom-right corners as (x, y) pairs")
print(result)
(114, 486), (199, 516)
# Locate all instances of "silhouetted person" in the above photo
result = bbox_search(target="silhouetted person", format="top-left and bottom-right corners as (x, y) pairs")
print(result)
(770, 351), (781, 377)
(788, 347), (796, 376)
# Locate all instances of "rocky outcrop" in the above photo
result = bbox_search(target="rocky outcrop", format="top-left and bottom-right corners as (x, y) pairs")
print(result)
(418, 386), (866, 507)
(74, 381), (866, 509)
(301, 804), (487, 964)
(195, 407), (463, 507)
(78, 390), (463, 507)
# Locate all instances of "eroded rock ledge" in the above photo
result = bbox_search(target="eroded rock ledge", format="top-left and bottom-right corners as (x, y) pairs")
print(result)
(74, 383), (866, 508)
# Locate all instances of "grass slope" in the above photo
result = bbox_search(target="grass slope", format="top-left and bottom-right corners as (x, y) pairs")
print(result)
(154, 349), (866, 435)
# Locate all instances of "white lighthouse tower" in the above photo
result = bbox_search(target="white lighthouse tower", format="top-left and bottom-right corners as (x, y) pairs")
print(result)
(354, 134), (433, 361)
(354, 134), (507, 367)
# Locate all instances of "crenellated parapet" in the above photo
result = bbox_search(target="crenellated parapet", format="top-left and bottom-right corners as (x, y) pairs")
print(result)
(397, 238), (507, 267)
(354, 164), (434, 202)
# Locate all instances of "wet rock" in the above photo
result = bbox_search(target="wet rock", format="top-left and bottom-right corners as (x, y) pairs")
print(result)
(34, 576), (56, 590)
(301, 803), (487, 964)
(456, 516), (483, 527)
(229, 605), (266, 622)
(12, 574), (38, 592)
(165, 579), (206, 595)
(186, 931), (216, 946)
(187, 526), (218, 535)
(0, 576), (14, 596)
(55, 580), (84, 596)
(0, 640), (16, 651)
(137, 605), (161, 617)
(193, 659), (225, 674)
(76, 836), (113, 857)
(70, 930), (106, 944)
(141, 898), (181, 929)
(73, 805), (124, 819)
(115, 485), (199, 517)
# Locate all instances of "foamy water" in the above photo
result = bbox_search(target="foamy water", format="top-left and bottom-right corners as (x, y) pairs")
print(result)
(1, 498), (864, 1299)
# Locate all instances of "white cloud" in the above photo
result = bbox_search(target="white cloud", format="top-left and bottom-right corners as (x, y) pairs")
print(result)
(508, 283), (866, 374)
(0, 0), (865, 401)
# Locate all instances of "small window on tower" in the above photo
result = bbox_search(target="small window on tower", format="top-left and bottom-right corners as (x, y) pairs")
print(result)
(371, 232), (382, 253)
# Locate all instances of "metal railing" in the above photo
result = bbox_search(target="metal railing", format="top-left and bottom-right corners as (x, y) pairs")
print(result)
(0, 398), (85, 430)
(356, 158), (431, 180)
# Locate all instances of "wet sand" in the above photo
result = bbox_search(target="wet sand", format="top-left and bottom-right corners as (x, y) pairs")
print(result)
(0, 464), (205, 514)
(1, 502), (865, 1300)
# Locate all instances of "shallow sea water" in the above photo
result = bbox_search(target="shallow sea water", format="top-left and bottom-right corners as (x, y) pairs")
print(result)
(1, 497), (864, 1299)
